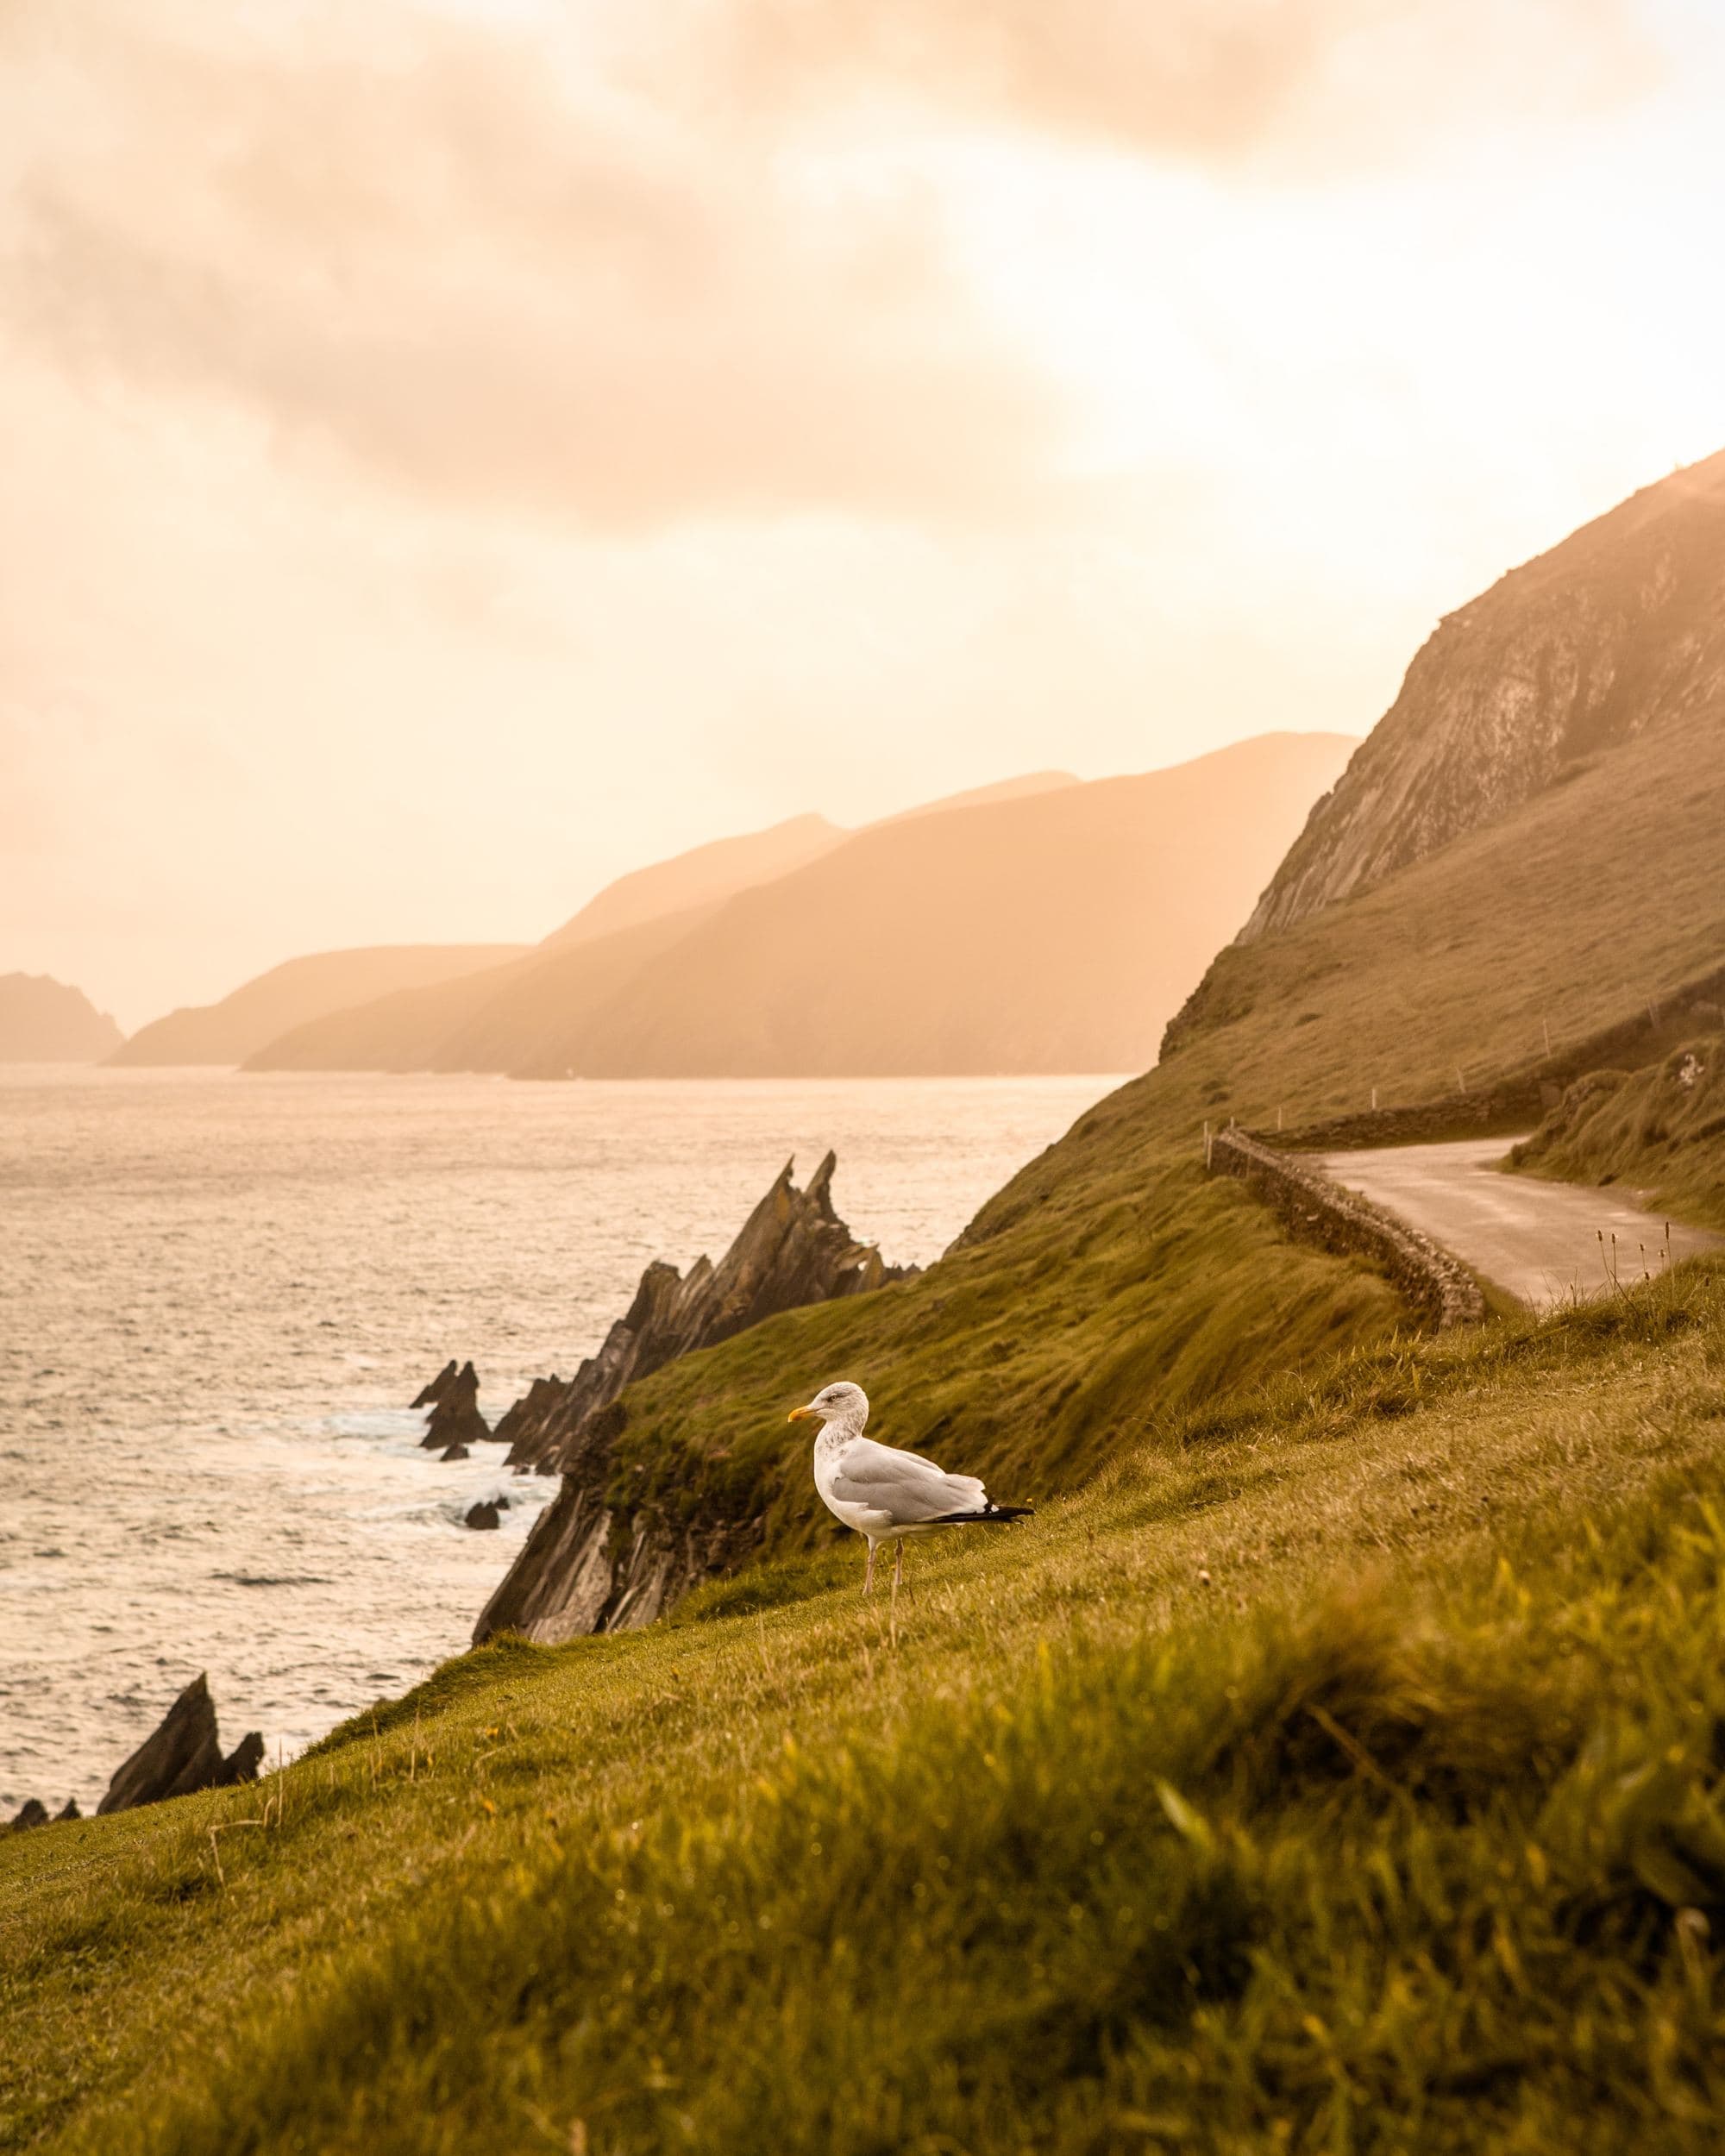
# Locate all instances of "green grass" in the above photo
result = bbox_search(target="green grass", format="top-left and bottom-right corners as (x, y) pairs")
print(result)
(7, 1261), (1725, 2153)
(1510, 1036), (1725, 1231)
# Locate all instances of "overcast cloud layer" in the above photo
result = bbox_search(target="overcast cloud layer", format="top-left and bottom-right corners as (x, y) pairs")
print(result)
(3, 0), (1720, 1028)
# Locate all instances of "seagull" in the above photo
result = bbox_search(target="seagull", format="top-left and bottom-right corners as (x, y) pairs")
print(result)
(787, 1381), (1032, 1596)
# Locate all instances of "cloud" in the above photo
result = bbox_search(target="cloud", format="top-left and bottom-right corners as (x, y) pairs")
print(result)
(0, 1), (1057, 527)
(719, 0), (1659, 168)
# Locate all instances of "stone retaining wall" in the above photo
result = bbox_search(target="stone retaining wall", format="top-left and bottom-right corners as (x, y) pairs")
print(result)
(1208, 1127), (1485, 1329)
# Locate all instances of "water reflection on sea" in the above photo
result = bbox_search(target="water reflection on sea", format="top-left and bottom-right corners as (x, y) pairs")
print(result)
(0, 1068), (1118, 1810)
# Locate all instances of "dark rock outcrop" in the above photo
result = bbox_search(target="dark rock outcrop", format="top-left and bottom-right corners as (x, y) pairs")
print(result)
(219, 1731), (267, 1786)
(10, 1798), (49, 1831)
(474, 1152), (912, 1644)
(412, 1360), (458, 1409)
(1237, 451), (1725, 943)
(96, 1675), (265, 1814)
(441, 1443), (470, 1462)
(417, 1360), (491, 1450)
(499, 1153), (906, 1477)
(55, 1797), (81, 1822)
(464, 1501), (502, 1531)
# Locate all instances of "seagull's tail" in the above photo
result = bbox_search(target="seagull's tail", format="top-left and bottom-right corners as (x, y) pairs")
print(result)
(932, 1500), (1034, 1526)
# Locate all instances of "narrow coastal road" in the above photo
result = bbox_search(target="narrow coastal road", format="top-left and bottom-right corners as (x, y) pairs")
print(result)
(1315, 1137), (1724, 1310)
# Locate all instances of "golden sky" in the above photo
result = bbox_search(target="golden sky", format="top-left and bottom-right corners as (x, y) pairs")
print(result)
(3, 0), (1722, 1028)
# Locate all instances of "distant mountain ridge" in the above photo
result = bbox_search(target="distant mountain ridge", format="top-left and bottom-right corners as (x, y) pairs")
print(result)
(541, 816), (843, 950)
(248, 736), (1356, 1079)
(111, 945), (530, 1067)
(1239, 449), (1725, 943)
(0, 973), (123, 1062)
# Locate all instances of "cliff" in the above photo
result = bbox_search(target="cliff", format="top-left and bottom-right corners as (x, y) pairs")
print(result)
(1239, 450), (1725, 943)
(0, 972), (123, 1062)
(111, 944), (528, 1066)
(474, 1152), (913, 1641)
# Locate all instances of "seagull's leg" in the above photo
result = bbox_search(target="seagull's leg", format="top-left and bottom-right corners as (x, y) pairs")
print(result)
(894, 1540), (905, 1596)
(862, 1540), (876, 1597)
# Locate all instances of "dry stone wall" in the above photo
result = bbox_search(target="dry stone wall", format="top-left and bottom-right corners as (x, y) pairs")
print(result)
(1209, 1127), (1485, 1329)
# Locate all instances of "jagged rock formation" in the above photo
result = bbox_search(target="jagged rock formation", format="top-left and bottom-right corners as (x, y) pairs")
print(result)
(56, 1798), (81, 1822)
(416, 1360), (491, 1450)
(96, 1675), (264, 1814)
(0, 973), (123, 1062)
(1238, 451), (1725, 943)
(496, 1153), (907, 1477)
(474, 1153), (912, 1643)
(411, 1360), (457, 1408)
(9, 1798), (49, 1831)
(464, 1501), (502, 1531)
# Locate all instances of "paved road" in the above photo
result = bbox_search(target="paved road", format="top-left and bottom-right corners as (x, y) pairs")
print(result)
(1315, 1137), (1724, 1310)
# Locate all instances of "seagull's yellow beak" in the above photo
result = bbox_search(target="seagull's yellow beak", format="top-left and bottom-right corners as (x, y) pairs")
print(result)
(787, 1404), (817, 1424)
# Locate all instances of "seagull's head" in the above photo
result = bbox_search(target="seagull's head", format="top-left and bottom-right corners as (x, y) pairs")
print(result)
(787, 1380), (869, 1429)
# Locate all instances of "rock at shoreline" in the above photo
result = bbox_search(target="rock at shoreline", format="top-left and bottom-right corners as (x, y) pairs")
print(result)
(96, 1675), (265, 1814)
(474, 1152), (913, 1644)
(464, 1501), (502, 1531)
(218, 1732), (267, 1786)
(411, 1359), (458, 1410)
(10, 1798), (49, 1831)
(55, 1798), (81, 1822)
(441, 1443), (471, 1462)
(417, 1359), (492, 1451)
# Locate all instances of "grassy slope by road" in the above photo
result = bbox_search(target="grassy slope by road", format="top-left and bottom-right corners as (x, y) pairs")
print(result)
(1511, 1035), (1725, 1231)
(6, 1264), (1725, 2153)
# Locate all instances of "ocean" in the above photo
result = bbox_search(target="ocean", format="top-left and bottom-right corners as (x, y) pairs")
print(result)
(0, 1067), (1118, 1813)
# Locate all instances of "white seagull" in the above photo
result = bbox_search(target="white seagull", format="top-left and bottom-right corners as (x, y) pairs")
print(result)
(788, 1381), (1032, 1595)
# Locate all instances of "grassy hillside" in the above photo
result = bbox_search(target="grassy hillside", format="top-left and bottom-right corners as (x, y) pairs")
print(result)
(1511, 1034), (1725, 1230)
(7, 1261), (1725, 2153)
(111, 946), (528, 1067)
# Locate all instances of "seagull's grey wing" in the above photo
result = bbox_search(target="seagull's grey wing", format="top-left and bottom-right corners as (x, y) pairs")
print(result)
(829, 1437), (988, 1525)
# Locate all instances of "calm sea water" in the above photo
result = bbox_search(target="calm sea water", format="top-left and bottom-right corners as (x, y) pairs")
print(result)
(0, 1068), (1117, 1813)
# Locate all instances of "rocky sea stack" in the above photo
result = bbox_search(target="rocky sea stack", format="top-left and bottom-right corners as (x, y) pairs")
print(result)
(414, 1359), (492, 1451)
(97, 1675), (265, 1814)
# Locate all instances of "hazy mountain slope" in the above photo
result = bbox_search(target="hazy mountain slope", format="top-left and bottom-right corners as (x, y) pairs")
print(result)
(113, 946), (530, 1067)
(511, 733), (1357, 1079)
(538, 779), (1079, 951)
(871, 768), (1078, 824)
(1240, 448), (1725, 942)
(541, 815), (843, 950)
(248, 909), (716, 1073)
(0, 973), (123, 1061)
